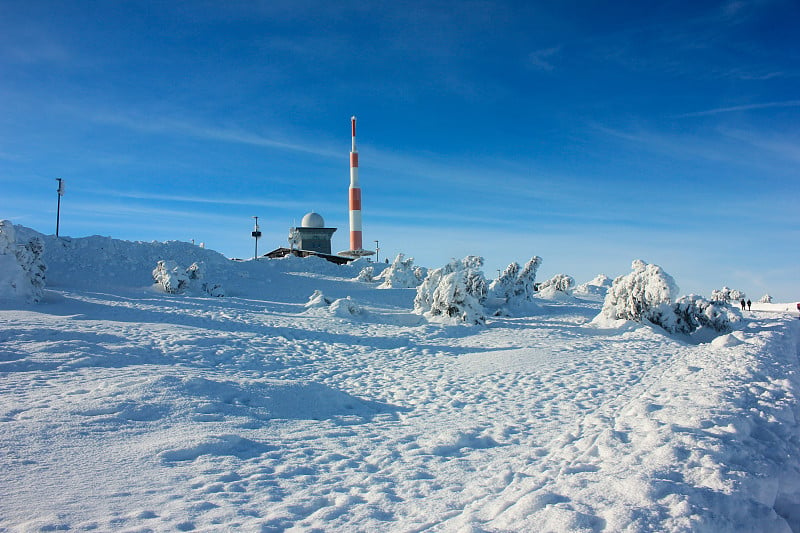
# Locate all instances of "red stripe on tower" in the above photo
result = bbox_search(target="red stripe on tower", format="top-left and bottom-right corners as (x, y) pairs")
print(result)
(349, 188), (362, 211)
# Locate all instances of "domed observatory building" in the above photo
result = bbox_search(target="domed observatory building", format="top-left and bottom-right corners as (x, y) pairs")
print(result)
(291, 212), (337, 255)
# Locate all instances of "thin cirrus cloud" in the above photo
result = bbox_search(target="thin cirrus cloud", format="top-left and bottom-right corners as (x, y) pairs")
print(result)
(527, 46), (561, 71)
(674, 100), (800, 118)
(86, 110), (341, 159)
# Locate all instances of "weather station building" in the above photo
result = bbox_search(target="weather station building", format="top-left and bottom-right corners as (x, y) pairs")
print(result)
(266, 212), (350, 264)
(291, 212), (336, 255)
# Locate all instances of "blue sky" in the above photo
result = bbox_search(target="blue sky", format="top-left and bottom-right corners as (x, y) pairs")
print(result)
(1, 1), (798, 300)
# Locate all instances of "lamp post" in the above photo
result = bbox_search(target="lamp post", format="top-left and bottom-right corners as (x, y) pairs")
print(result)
(251, 216), (262, 260)
(374, 240), (379, 263)
(55, 178), (65, 237)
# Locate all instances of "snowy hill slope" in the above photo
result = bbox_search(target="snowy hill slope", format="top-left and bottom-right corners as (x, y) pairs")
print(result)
(1, 227), (799, 532)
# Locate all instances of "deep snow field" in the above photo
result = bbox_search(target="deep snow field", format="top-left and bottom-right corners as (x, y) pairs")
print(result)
(2, 229), (800, 532)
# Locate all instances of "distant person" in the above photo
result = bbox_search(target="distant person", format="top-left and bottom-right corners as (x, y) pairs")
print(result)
(797, 302), (800, 319)
(747, 299), (751, 311)
(740, 299), (746, 311)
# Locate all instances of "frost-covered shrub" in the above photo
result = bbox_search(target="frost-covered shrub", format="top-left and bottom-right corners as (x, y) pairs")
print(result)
(414, 256), (487, 324)
(0, 220), (46, 303)
(378, 254), (425, 289)
(305, 289), (332, 308)
(599, 260), (679, 323)
(597, 260), (739, 336)
(759, 294), (773, 304)
(574, 274), (612, 299)
(153, 260), (189, 294)
(661, 294), (738, 334)
(329, 297), (363, 317)
(152, 260), (224, 296)
(487, 256), (542, 310)
(488, 261), (520, 302)
(711, 286), (746, 303)
(537, 273), (575, 299)
(356, 266), (374, 282)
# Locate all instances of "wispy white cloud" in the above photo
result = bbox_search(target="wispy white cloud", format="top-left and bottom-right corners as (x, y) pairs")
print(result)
(87, 111), (340, 159)
(527, 46), (561, 71)
(675, 100), (800, 118)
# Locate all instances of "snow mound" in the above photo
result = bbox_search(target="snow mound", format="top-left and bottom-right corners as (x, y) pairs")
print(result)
(574, 274), (612, 300)
(711, 331), (746, 348)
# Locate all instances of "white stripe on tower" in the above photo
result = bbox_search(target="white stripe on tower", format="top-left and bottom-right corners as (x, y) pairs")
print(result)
(349, 116), (362, 251)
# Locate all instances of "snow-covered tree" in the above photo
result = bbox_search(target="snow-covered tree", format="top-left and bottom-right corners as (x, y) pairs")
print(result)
(537, 273), (575, 299)
(711, 286), (746, 303)
(599, 259), (679, 323)
(489, 262), (520, 302)
(152, 260), (224, 296)
(657, 294), (738, 334)
(414, 256), (487, 324)
(487, 256), (542, 308)
(759, 294), (773, 304)
(153, 260), (189, 294)
(597, 260), (739, 336)
(378, 254), (425, 288)
(0, 220), (46, 303)
(356, 266), (374, 282)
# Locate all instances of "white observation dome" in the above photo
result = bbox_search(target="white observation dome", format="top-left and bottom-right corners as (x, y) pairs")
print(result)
(301, 212), (325, 228)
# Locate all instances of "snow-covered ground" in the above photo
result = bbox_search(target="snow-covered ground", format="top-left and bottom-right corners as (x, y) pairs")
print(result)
(1, 228), (800, 532)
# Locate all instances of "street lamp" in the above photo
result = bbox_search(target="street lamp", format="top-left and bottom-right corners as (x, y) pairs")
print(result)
(252, 216), (262, 260)
(55, 178), (65, 237)
(374, 240), (379, 263)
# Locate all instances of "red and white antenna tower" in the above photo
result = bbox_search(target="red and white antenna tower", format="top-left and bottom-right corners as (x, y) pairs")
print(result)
(340, 116), (374, 258)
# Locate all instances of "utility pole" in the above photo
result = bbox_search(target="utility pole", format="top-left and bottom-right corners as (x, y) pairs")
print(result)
(55, 178), (65, 237)
(251, 216), (262, 260)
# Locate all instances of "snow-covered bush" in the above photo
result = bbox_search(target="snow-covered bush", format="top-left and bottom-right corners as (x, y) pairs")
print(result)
(152, 260), (224, 296)
(759, 294), (773, 304)
(0, 220), (46, 303)
(537, 273), (575, 300)
(305, 290), (332, 308)
(711, 286), (746, 303)
(356, 266), (374, 282)
(329, 297), (364, 317)
(574, 274), (612, 299)
(378, 254), (426, 289)
(596, 260), (739, 336)
(153, 260), (189, 294)
(488, 256), (542, 305)
(414, 256), (487, 324)
(660, 294), (738, 334)
(599, 260), (679, 323)
(488, 261), (520, 302)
